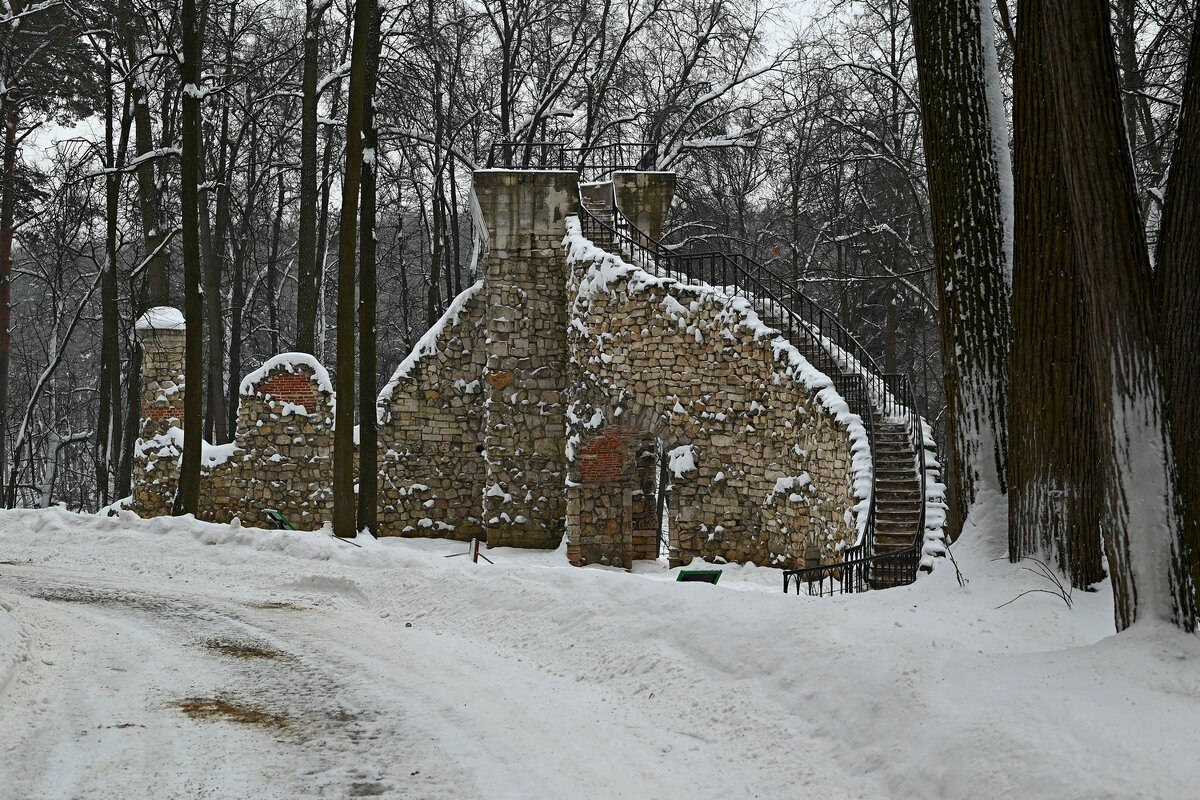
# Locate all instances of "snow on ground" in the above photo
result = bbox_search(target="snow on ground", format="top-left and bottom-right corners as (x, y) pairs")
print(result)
(1, 493), (1198, 799)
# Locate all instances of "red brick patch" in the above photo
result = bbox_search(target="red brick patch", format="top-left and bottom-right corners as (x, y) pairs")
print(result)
(256, 373), (318, 409)
(581, 425), (642, 484)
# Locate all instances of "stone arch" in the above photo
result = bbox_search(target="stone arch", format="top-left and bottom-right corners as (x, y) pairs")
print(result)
(564, 221), (866, 571)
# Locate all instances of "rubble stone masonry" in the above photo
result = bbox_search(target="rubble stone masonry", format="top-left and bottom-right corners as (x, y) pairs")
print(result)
(130, 169), (861, 571)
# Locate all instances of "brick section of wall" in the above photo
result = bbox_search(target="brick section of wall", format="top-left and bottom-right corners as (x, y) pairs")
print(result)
(129, 328), (186, 518)
(580, 425), (640, 483)
(255, 374), (318, 409)
(129, 345), (334, 531)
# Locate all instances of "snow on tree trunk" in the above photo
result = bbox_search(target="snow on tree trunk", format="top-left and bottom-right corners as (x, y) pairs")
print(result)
(1154, 15), (1200, 620)
(1042, 0), (1195, 631)
(910, 0), (1012, 539)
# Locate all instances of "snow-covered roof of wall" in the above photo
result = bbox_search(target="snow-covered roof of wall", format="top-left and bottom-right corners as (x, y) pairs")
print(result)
(377, 280), (484, 404)
(135, 306), (185, 332)
(238, 352), (333, 397)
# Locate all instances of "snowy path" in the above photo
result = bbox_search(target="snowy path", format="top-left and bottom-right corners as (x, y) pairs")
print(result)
(3, 501), (1200, 799)
(0, 519), (882, 799)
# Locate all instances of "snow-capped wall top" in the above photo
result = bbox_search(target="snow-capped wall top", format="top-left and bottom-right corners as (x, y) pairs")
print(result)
(238, 352), (333, 397)
(377, 280), (484, 403)
(135, 306), (185, 332)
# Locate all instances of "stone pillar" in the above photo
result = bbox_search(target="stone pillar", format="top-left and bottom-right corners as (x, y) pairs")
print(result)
(612, 171), (676, 241)
(471, 170), (578, 548)
(130, 308), (186, 517)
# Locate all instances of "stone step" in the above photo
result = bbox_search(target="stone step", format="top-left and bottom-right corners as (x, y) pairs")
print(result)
(876, 478), (920, 490)
(876, 499), (922, 510)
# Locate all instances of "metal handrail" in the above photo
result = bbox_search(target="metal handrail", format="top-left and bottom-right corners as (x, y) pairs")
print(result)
(785, 373), (929, 594)
(577, 204), (893, 566)
(487, 140), (660, 180)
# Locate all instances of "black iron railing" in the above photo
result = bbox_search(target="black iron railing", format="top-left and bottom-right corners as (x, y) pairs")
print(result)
(577, 202), (930, 594)
(487, 141), (659, 180)
(784, 374), (929, 595)
(783, 546), (921, 596)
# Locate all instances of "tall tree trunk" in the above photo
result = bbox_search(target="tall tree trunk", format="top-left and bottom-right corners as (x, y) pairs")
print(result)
(0, 96), (17, 504)
(1008, 0), (1104, 588)
(175, 0), (205, 516)
(1154, 15), (1200, 621)
(98, 52), (132, 507)
(199, 143), (226, 444)
(117, 303), (140, 499)
(1042, 0), (1195, 631)
(266, 172), (285, 354)
(910, 0), (1012, 539)
(204, 8), (236, 445)
(357, 0), (380, 535)
(333, 0), (371, 537)
(123, 5), (170, 309)
(295, 0), (325, 354)
(314, 14), (352, 362)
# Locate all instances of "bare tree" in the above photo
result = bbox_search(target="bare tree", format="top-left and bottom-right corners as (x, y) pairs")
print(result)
(1042, 0), (1194, 631)
(909, 0), (1011, 539)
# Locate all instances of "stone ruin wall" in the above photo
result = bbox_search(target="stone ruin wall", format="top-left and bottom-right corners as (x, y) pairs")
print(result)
(129, 168), (864, 572)
(376, 285), (488, 540)
(562, 227), (861, 570)
(131, 343), (335, 530)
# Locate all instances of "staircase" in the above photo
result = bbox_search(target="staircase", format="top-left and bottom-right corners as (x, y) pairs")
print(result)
(575, 188), (932, 594)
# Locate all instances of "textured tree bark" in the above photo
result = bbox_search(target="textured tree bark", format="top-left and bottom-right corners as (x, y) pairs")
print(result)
(265, 173), (285, 355)
(909, 0), (1011, 539)
(1154, 16), (1200, 620)
(1042, 0), (1195, 631)
(174, 0), (205, 517)
(1008, 0), (1104, 588)
(98, 53), (132, 508)
(0, 95), (18, 511)
(357, 0), (380, 536)
(333, 0), (371, 537)
(295, 0), (324, 355)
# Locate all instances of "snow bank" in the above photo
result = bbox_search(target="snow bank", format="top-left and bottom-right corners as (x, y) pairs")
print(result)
(0, 591), (29, 700)
(134, 306), (185, 332)
(2, 502), (1197, 800)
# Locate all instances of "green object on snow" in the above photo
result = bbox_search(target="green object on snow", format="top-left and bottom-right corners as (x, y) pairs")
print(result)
(677, 570), (721, 584)
(264, 509), (294, 531)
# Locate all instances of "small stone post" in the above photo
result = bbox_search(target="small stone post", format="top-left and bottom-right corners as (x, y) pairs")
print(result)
(612, 171), (677, 242)
(130, 307), (187, 517)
